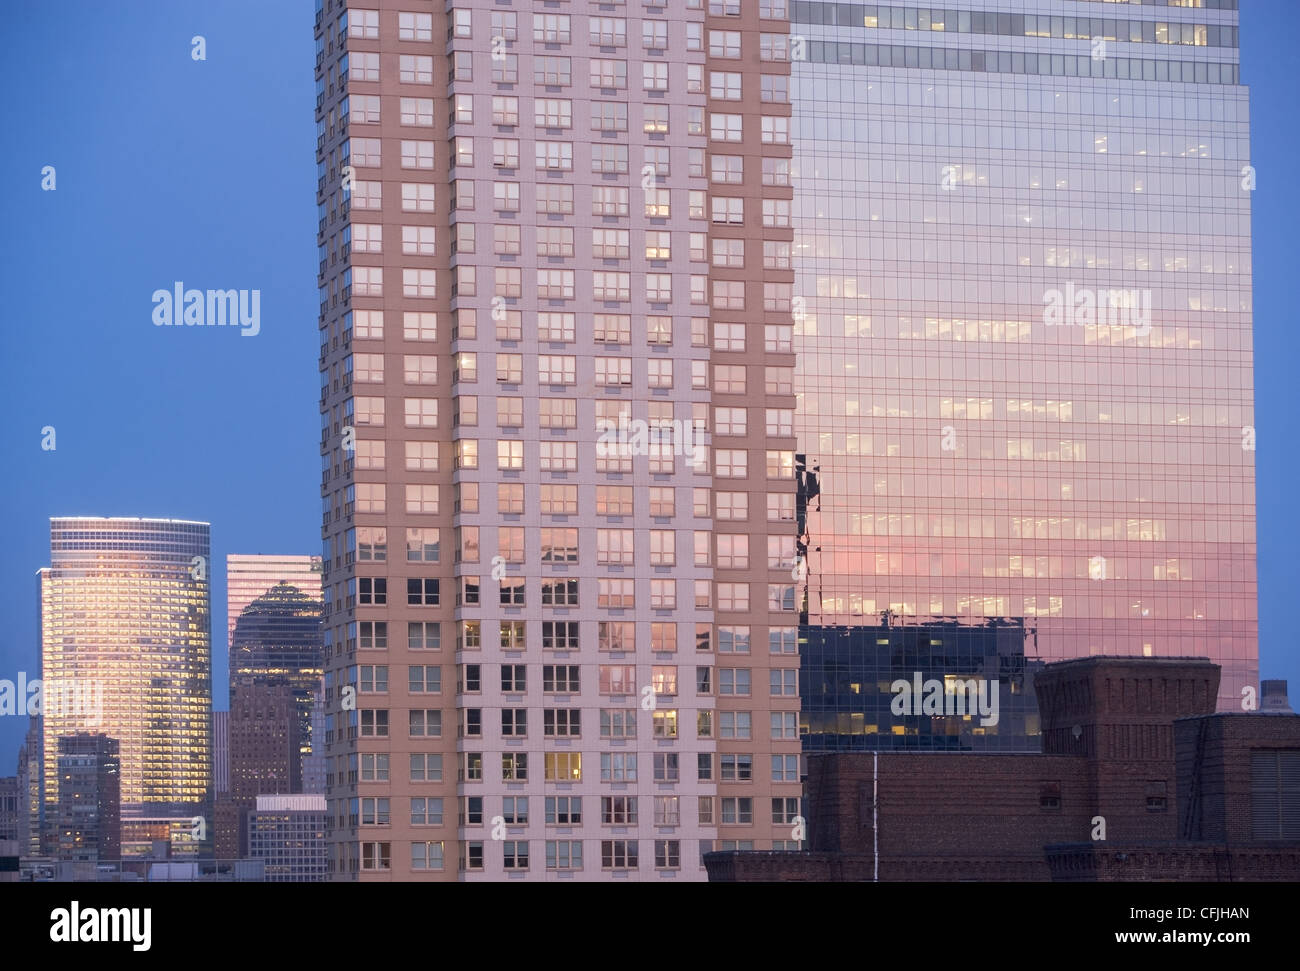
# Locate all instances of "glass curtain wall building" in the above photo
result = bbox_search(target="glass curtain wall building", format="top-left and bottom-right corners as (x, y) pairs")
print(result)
(39, 518), (213, 832)
(792, 0), (1255, 755)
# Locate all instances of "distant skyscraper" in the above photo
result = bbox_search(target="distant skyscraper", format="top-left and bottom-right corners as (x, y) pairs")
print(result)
(248, 794), (328, 881)
(226, 555), (325, 687)
(54, 734), (121, 863)
(213, 710), (229, 795)
(226, 555), (325, 790)
(228, 682), (302, 856)
(40, 518), (212, 828)
(790, 0), (1255, 720)
(16, 720), (42, 856)
(0, 776), (18, 842)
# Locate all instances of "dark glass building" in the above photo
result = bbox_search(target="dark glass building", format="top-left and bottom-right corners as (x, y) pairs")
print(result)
(230, 580), (325, 776)
(800, 617), (1044, 752)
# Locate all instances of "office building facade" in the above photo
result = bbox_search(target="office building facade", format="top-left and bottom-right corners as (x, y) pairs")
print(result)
(54, 734), (121, 863)
(248, 794), (329, 881)
(790, 0), (1255, 737)
(39, 518), (212, 826)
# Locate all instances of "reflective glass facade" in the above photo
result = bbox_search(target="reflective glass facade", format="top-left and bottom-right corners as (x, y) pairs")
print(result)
(40, 518), (212, 819)
(791, 0), (1255, 720)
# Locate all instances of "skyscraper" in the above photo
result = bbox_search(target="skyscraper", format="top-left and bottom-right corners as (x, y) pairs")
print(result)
(39, 518), (212, 832)
(227, 559), (325, 780)
(228, 683), (303, 856)
(315, 0), (801, 879)
(16, 720), (42, 857)
(54, 734), (121, 863)
(790, 0), (1255, 748)
(226, 555), (325, 696)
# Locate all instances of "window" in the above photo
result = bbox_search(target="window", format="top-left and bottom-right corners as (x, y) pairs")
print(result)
(590, 58), (628, 89)
(539, 355), (577, 385)
(599, 621), (635, 652)
(651, 666), (677, 697)
(590, 18), (627, 47)
(410, 753), (443, 782)
(465, 837), (488, 868)
(492, 96), (520, 127)
(545, 796), (582, 825)
(503, 841), (529, 870)
(408, 665), (441, 693)
(770, 669), (798, 696)
(592, 143), (629, 175)
(538, 314), (576, 344)
(536, 226), (574, 258)
(759, 33), (789, 61)
(594, 313), (631, 343)
(537, 268), (575, 299)
(400, 140), (435, 170)
(721, 755), (753, 783)
(600, 709), (637, 739)
(410, 797), (442, 826)
(544, 708), (581, 738)
(349, 51), (381, 81)
(543, 621), (580, 650)
(592, 186), (629, 217)
(540, 528), (579, 563)
(595, 486), (631, 517)
(359, 665), (388, 692)
(598, 580), (635, 610)
(643, 104), (669, 134)
(400, 97), (435, 127)
(761, 115), (790, 145)
(404, 398), (438, 427)
(536, 141), (574, 171)
(538, 483), (578, 514)
(602, 796), (638, 825)
(761, 74), (789, 104)
(652, 711), (679, 740)
(597, 529), (634, 565)
(654, 840), (680, 870)
(772, 798), (800, 826)
(400, 55), (433, 85)
(546, 841), (583, 871)
(599, 665), (636, 695)
(600, 753), (637, 782)
(772, 754), (801, 782)
(501, 709), (527, 738)
(720, 711), (752, 740)
(708, 30), (741, 57)
(534, 56), (572, 86)
(642, 19), (668, 48)
(544, 752), (582, 782)
(643, 62), (669, 91)
(595, 357), (631, 387)
(410, 709), (442, 738)
(486, 42), (521, 80)
(719, 668), (751, 696)
(533, 13), (571, 44)
(541, 578), (579, 606)
(1039, 783), (1062, 811)
(361, 842), (391, 871)
(411, 841), (443, 871)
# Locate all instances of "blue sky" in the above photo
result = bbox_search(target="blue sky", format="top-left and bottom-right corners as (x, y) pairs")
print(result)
(1, 0), (1295, 767)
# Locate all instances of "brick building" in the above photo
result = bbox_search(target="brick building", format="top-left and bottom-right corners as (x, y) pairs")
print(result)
(706, 657), (1300, 881)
